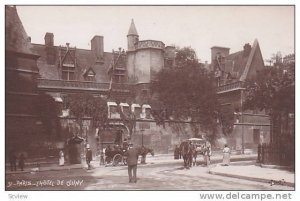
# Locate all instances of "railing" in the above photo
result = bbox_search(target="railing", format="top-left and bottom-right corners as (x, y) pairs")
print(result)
(137, 40), (165, 50)
(111, 83), (132, 92)
(217, 81), (245, 93)
(37, 79), (133, 92)
(37, 79), (110, 91)
(257, 143), (294, 167)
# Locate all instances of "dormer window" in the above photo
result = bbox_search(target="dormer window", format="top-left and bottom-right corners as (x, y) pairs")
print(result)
(83, 67), (96, 82)
(62, 64), (75, 80)
(59, 44), (76, 80)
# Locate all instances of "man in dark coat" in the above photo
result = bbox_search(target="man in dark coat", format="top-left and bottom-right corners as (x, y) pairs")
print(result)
(125, 144), (139, 183)
(86, 147), (93, 170)
(9, 151), (17, 171)
(174, 145), (179, 160)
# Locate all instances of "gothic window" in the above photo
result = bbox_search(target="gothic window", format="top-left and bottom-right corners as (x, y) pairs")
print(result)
(62, 65), (75, 80)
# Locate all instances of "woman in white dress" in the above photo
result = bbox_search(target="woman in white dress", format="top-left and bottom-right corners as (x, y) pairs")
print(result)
(59, 150), (65, 166)
(222, 144), (230, 166)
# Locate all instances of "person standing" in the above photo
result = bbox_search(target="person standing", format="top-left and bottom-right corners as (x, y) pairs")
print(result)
(174, 145), (179, 160)
(125, 144), (139, 183)
(222, 144), (231, 166)
(9, 151), (17, 171)
(59, 150), (65, 166)
(86, 145), (93, 170)
(204, 142), (212, 166)
(18, 153), (25, 171)
(179, 145), (182, 159)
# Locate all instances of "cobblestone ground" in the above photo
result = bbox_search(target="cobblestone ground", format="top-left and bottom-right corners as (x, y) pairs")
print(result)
(5, 163), (293, 191)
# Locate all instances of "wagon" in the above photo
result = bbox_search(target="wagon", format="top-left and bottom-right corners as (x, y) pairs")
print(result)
(105, 146), (127, 166)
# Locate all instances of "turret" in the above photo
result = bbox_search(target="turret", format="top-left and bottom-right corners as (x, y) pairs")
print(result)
(127, 19), (139, 51)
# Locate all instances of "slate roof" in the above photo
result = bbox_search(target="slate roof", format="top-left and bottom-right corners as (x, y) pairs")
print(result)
(30, 43), (113, 83)
(222, 39), (262, 81)
(224, 50), (248, 79)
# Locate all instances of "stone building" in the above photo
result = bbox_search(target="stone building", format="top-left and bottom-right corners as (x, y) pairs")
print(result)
(5, 6), (44, 157)
(211, 40), (271, 152)
(6, 7), (187, 157)
(6, 6), (270, 158)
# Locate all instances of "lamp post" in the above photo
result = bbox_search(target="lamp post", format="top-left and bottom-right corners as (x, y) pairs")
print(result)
(141, 129), (144, 146)
(240, 89), (245, 154)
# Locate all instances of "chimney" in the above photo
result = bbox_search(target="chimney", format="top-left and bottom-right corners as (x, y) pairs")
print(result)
(91, 35), (104, 60)
(243, 43), (251, 57)
(44, 32), (54, 46)
(165, 46), (176, 59)
(210, 46), (230, 69)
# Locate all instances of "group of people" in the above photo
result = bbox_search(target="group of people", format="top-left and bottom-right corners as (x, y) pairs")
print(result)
(9, 151), (25, 171)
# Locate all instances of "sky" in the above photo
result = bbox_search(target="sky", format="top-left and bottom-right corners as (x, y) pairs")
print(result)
(16, 6), (294, 63)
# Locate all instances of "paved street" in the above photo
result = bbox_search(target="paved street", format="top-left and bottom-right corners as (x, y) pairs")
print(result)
(5, 161), (293, 191)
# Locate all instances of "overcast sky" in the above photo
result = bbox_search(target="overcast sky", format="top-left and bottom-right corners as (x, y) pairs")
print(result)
(16, 5), (294, 63)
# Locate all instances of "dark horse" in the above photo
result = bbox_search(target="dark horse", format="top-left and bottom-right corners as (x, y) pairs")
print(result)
(138, 146), (154, 164)
(180, 141), (194, 169)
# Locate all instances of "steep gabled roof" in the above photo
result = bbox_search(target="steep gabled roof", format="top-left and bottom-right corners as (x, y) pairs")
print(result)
(239, 39), (260, 81)
(223, 39), (264, 81)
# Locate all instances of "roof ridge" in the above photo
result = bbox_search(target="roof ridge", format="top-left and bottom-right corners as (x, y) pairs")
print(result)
(239, 39), (258, 81)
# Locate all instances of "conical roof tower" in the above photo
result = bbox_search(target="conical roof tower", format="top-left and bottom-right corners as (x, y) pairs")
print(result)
(127, 19), (139, 51)
(127, 19), (138, 36)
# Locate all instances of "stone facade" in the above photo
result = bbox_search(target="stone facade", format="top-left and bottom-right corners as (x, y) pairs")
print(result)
(6, 7), (270, 158)
(5, 6), (45, 158)
(212, 40), (271, 152)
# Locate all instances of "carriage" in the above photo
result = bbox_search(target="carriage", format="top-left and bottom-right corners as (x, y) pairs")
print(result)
(180, 138), (209, 168)
(104, 145), (128, 166)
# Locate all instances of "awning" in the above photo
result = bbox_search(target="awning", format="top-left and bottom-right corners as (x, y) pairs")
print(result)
(120, 103), (129, 107)
(131, 103), (141, 108)
(47, 93), (63, 103)
(142, 104), (151, 109)
(54, 97), (63, 103)
(107, 102), (117, 106)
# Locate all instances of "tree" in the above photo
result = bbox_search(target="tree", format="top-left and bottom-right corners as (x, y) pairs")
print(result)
(36, 93), (61, 138)
(243, 61), (295, 164)
(175, 46), (199, 68)
(151, 47), (232, 141)
(67, 93), (108, 137)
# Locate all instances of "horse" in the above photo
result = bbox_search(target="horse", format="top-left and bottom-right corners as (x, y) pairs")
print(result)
(138, 146), (154, 164)
(180, 141), (194, 169)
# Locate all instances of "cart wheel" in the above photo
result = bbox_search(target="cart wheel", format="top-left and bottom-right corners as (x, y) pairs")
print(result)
(113, 154), (123, 166)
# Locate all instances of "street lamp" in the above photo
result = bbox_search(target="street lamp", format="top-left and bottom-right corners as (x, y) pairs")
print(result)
(141, 129), (144, 146)
(234, 111), (244, 154)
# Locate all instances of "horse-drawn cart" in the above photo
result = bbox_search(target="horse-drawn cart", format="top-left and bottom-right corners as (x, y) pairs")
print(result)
(105, 146), (127, 166)
(180, 138), (210, 168)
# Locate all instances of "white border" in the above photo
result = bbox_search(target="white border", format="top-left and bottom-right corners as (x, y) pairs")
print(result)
(1, 1), (298, 201)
